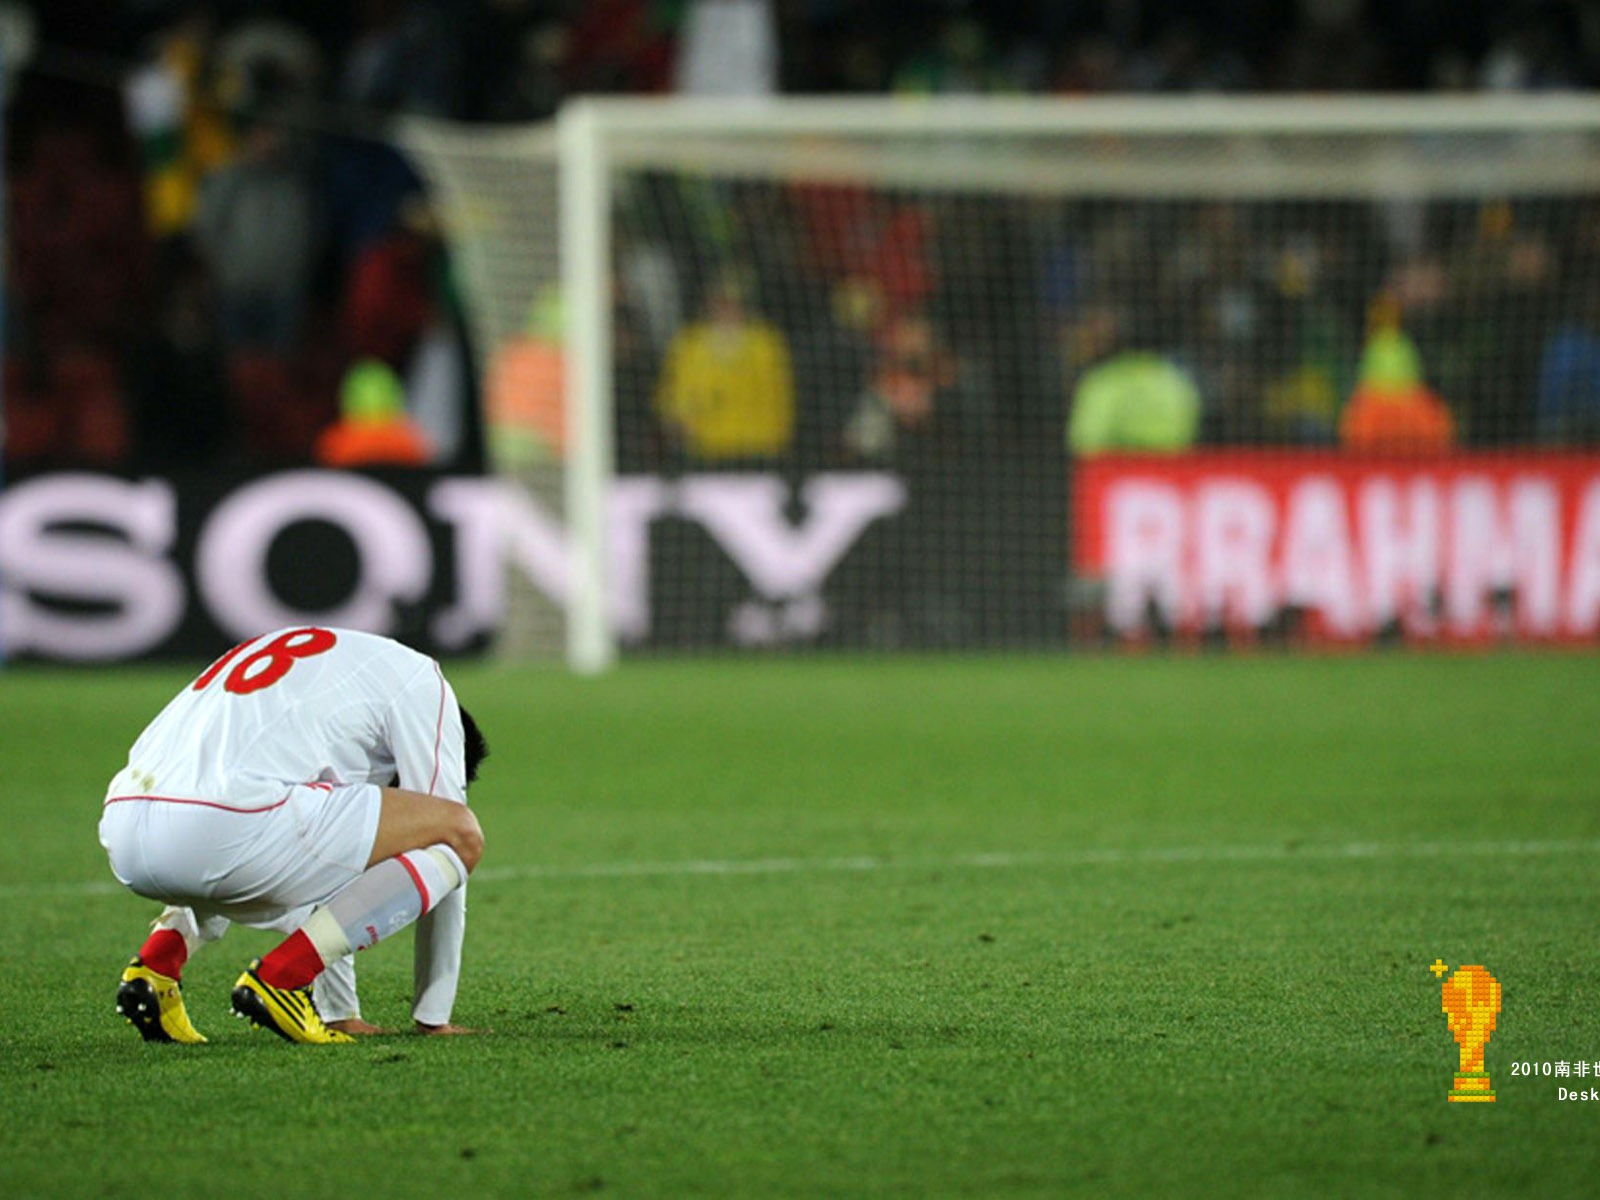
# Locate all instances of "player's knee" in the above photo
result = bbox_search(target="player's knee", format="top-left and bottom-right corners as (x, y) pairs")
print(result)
(446, 807), (484, 873)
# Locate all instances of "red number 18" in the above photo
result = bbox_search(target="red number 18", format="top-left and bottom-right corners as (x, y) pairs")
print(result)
(193, 628), (338, 695)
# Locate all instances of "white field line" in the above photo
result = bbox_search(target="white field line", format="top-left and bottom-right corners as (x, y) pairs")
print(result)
(13, 837), (1600, 900)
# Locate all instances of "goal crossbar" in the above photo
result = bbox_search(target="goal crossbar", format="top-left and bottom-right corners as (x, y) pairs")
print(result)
(404, 95), (1600, 669)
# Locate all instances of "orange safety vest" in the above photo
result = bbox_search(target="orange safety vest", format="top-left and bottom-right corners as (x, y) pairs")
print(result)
(1339, 384), (1456, 455)
(314, 419), (431, 467)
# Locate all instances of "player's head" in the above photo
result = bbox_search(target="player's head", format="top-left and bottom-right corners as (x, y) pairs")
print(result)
(461, 705), (489, 786)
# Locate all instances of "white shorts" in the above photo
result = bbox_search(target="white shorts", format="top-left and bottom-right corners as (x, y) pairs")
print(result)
(98, 783), (383, 932)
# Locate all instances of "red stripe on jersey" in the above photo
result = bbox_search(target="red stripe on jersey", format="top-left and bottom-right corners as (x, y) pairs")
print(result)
(427, 661), (446, 794)
(103, 794), (289, 814)
(396, 853), (432, 912)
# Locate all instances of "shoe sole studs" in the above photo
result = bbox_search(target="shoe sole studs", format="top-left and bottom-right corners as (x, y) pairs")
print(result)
(115, 978), (174, 1044)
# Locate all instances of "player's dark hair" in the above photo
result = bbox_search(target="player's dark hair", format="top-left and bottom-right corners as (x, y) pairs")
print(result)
(461, 705), (489, 785)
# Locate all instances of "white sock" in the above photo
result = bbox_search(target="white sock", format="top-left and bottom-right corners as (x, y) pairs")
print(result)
(153, 905), (229, 957)
(300, 844), (466, 964)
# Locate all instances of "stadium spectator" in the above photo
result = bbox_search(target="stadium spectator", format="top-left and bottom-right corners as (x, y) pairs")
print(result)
(674, 0), (779, 97)
(563, 0), (674, 95)
(891, 16), (1017, 95)
(6, 0), (1600, 483)
(1535, 290), (1600, 444)
(1067, 351), (1202, 455)
(1480, 13), (1584, 91)
(485, 21), (569, 122)
(194, 119), (318, 354)
(655, 267), (795, 462)
(1339, 313), (1456, 454)
(406, 318), (472, 465)
(485, 288), (566, 467)
(341, 0), (462, 117)
(1266, 0), (1393, 91)
(1065, 298), (1201, 455)
(1159, 203), (1275, 443)
(123, 9), (236, 242)
(615, 223), (683, 354)
(844, 312), (968, 461)
(791, 187), (937, 330)
(1260, 238), (1359, 444)
(315, 358), (432, 467)
(343, 194), (441, 370)
(1398, 202), (1559, 443)
(324, 136), (425, 266)
(841, 312), (994, 646)
(214, 16), (323, 104)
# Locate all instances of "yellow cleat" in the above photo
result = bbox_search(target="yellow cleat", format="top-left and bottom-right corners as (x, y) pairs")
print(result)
(230, 961), (353, 1045)
(117, 958), (208, 1044)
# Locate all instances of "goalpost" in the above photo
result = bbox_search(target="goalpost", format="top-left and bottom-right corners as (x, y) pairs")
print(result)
(402, 96), (1600, 670)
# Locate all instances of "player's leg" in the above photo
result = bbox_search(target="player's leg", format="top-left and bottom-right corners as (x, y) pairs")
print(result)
(117, 907), (229, 1044)
(136, 905), (231, 978)
(101, 794), (234, 1045)
(232, 789), (482, 1044)
(267, 787), (482, 983)
(364, 786), (485, 871)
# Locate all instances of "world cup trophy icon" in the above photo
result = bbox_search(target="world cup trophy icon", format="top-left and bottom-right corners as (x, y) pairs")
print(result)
(1439, 964), (1502, 1103)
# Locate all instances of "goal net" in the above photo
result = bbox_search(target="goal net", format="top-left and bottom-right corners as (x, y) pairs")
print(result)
(403, 97), (1600, 667)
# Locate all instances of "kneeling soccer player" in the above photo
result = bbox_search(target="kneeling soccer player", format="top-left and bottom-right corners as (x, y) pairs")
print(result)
(98, 626), (488, 1045)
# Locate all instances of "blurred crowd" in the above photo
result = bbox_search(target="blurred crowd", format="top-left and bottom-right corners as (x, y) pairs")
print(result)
(3, 0), (1600, 472)
(600, 184), (1600, 473)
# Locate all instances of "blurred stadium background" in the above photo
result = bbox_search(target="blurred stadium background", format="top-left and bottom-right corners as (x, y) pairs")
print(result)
(0, 0), (1598, 664)
(3, 3), (1600, 1197)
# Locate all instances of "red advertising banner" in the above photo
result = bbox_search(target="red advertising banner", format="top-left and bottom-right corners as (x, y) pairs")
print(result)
(1073, 452), (1600, 643)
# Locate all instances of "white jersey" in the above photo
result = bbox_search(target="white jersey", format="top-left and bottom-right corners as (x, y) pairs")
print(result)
(105, 626), (470, 1025)
(108, 626), (467, 810)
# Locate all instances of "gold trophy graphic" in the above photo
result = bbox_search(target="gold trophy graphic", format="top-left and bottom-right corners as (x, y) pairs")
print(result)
(1438, 963), (1501, 1102)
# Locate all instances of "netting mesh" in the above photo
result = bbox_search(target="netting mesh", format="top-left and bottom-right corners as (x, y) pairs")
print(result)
(401, 120), (566, 659)
(407, 107), (1600, 660)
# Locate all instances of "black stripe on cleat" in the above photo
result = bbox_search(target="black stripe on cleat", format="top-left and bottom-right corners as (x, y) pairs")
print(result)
(116, 977), (173, 1043)
(232, 980), (297, 1043)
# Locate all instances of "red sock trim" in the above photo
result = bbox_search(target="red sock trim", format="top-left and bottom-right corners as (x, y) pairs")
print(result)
(256, 929), (326, 991)
(138, 928), (188, 979)
(396, 853), (432, 914)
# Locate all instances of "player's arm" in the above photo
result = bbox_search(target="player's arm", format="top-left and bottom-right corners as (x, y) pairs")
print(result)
(387, 661), (473, 1032)
(316, 957), (396, 1035)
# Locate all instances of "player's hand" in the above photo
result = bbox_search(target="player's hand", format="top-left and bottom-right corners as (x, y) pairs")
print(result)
(327, 1018), (392, 1036)
(415, 1021), (484, 1036)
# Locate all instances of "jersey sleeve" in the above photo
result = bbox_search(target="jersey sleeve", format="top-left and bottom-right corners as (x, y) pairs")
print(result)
(387, 660), (468, 803)
(412, 883), (466, 1025)
(385, 658), (470, 1025)
(313, 955), (360, 1023)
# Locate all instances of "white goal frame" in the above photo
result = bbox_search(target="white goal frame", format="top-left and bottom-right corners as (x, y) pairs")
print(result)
(554, 93), (1600, 673)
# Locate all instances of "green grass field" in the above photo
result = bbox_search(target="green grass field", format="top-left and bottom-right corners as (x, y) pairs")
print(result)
(2, 652), (1598, 1197)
